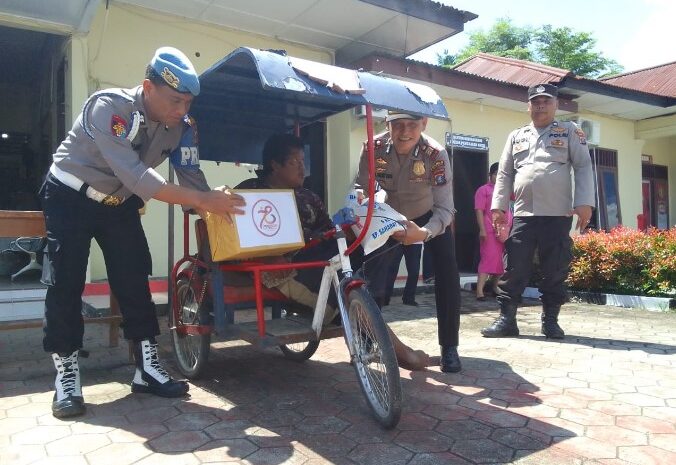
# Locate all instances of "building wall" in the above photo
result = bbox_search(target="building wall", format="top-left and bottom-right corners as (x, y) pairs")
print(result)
(343, 101), (674, 280)
(4, 2), (672, 282)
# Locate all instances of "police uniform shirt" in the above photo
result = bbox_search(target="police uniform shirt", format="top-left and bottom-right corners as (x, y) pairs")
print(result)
(491, 120), (595, 217)
(52, 86), (209, 202)
(355, 131), (454, 237)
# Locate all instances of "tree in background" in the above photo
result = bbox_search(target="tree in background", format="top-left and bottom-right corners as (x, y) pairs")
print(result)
(437, 18), (622, 78)
(535, 25), (623, 77)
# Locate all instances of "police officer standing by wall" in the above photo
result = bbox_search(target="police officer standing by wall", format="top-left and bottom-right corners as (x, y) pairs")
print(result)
(482, 84), (594, 339)
(355, 112), (462, 373)
(41, 47), (245, 418)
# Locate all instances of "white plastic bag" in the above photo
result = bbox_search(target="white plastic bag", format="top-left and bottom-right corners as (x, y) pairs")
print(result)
(346, 190), (406, 255)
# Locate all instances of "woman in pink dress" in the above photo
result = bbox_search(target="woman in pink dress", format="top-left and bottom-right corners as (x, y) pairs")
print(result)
(474, 162), (511, 300)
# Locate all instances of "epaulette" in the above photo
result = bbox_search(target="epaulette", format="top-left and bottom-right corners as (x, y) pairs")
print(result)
(420, 135), (442, 157)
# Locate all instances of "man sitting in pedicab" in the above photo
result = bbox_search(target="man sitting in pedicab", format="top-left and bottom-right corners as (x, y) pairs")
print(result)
(233, 134), (432, 371)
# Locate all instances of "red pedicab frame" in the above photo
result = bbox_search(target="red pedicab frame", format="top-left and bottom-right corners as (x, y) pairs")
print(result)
(167, 48), (449, 429)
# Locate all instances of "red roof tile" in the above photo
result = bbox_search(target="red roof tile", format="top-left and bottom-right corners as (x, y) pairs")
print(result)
(601, 61), (676, 98)
(453, 53), (571, 86)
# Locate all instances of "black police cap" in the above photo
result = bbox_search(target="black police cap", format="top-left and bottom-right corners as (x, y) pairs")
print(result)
(527, 83), (558, 100)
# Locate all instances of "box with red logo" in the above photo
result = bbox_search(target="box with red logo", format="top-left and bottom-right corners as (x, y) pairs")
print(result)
(203, 189), (305, 261)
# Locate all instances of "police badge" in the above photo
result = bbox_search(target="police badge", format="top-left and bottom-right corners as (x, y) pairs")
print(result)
(413, 160), (425, 176)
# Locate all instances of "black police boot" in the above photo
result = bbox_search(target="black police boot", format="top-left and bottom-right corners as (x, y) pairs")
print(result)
(51, 350), (86, 418)
(541, 305), (565, 339)
(131, 338), (189, 398)
(440, 346), (462, 373)
(481, 303), (519, 338)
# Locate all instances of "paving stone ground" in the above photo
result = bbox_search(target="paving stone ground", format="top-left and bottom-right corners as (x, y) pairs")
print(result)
(2, 292), (675, 465)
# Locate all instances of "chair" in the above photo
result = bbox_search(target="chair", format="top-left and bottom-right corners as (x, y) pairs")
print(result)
(5, 236), (47, 281)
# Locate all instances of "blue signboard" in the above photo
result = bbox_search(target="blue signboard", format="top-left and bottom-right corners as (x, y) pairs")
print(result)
(446, 132), (489, 152)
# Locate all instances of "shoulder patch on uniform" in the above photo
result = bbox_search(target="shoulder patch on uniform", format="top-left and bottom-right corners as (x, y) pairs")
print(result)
(111, 115), (128, 138)
(575, 128), (587, 145)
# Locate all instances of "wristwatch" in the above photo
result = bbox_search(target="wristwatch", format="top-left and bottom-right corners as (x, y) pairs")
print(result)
(423, 228), (433, 242)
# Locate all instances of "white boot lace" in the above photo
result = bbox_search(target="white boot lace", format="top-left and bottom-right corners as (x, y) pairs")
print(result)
(140, 340), (171, 383)
(52, 351), (81, 400)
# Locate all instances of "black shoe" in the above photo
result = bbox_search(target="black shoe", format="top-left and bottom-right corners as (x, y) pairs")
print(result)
(51, 351), (86, 418)
(402, 299), (419, 307)
(440, 346), (462, 373)
(481, 316), (520, 338)
(131, 339), (189, 398)
(541, 306), (565, 339)
(541, 319), (565, 339)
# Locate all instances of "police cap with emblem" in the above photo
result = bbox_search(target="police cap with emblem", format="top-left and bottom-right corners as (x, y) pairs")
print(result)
(385, 110), (423, 122)
(528, 83), (558, 100)
(150, 47), (200, 96)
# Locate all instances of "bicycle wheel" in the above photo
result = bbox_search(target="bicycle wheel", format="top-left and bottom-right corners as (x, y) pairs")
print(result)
(170, 279), (211, 379)
(279, 340), (320, 361)
(346, 287), (401, 428)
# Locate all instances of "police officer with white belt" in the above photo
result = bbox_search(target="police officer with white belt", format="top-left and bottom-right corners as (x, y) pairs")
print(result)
(354, 111), (462, 373)
(482, 83), (594, 339)
(41, 47), (245, 418)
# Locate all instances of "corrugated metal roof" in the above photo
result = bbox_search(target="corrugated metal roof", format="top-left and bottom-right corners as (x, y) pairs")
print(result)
(453, 53), (571, 86)
(601, 61), (676, 98)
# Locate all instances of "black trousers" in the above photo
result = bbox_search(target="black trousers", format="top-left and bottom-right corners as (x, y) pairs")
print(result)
(422, 243), (434, 281)
(40, 174), (159, 354)
(384, 243), (421, 304)
(496, 216), (573, 308)
(364, 211), (461, 347)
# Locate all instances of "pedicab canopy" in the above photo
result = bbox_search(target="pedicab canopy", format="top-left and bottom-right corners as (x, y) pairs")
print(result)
(191, 47), (449, 164)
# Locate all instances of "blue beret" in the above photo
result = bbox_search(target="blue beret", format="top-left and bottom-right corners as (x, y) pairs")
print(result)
(150, 47), (200, 96)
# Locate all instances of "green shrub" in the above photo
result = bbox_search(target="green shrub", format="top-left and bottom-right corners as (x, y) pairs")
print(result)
(568, 227), (676, 298)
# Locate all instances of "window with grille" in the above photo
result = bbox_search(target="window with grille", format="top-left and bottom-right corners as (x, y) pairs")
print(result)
(591, 148), (621, 231)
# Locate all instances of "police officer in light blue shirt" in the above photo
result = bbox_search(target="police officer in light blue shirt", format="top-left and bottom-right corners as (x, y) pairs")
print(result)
(41, 47), (246, 418)
(482, 83), (594, 340)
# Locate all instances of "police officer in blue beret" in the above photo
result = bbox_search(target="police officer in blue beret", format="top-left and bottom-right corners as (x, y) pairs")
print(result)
(41, 47), (246, 418)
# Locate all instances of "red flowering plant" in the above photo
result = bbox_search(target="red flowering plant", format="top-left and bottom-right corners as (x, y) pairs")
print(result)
(568, 227), (676, 298)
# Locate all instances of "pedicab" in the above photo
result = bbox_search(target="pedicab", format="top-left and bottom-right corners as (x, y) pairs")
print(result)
(168, 47), (449, 429)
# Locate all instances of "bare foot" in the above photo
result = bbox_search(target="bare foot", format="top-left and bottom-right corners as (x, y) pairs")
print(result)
(398, 349), (431, 371)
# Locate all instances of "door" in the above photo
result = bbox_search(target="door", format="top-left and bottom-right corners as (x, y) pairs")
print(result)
(642, 162), (669, 230)
(452, 149), (488, 272)
(0, 26), (67, 211)
(300, 121), (326, 202)
(641, 180), (652, 230)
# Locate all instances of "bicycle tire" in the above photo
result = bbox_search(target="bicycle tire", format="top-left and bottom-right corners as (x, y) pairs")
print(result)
(170, 279), (211, 379)
(279, 340), (320, 361)
(346, 287), (402, 428)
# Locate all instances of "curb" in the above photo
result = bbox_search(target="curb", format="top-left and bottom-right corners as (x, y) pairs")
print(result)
(570, 289), (675, 312)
